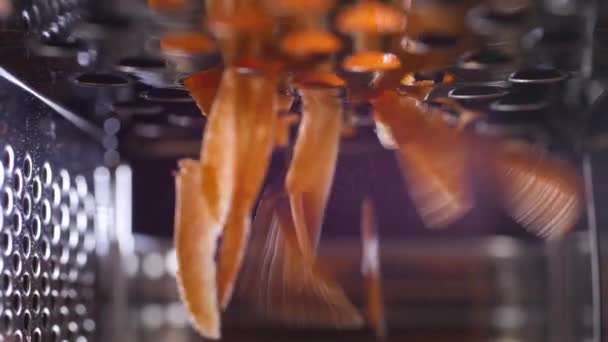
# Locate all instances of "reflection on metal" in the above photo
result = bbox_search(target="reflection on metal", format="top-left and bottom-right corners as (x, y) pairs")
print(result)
(122, 233), (599, 340)
(583, 154), (602, 342)
(583, 2), (603, 339)
(94, 167), (112, 257)
(482, 236), (523, 259)
(448, 85), (508, 101)
(0, 142), (98, 341)
(0, 67), (105, 142)
(507, 66), (568, 84)
(116, 164), (134, 255)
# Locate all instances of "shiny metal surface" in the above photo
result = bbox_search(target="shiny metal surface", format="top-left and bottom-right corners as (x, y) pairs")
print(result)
(119, 233), (597, 341)
(0, 72), (102, 341)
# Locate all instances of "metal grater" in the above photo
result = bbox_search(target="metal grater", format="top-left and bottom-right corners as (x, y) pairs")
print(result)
(0, 68), (103, 341)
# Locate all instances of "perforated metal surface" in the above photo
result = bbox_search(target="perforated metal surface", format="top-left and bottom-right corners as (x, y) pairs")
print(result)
(0, 144), (97, 341)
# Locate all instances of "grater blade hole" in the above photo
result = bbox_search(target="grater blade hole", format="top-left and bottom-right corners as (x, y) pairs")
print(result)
(41, 272), (50, 295)
(32, 291), (40, 313)
(2, 188), (13, 215)
(32, 255), (40, 276)
(75, 72), (129, 86)
(1, 231), (12, 256)
(50, 290), (59, 310)
(13, 169), (23, 196)
(64, 290), (74, 307)
(3, 145), (14, 173)
(49, 260), (59, 280)
(60, 246), (70, 264)
(51, 325), (61, 342)
(41, 163), (52, 187)
(41, 309), (50, 328)
(12, 252), (21, 274)
(31, 216), (41, 240)
(11, 291), (22, 314)
(69, 229), (79, 249)
(76, 211), (87, 232)
(23, 310), (31, 331)
(2, 310), (13, 333)
(2, 270), (12, 294)
(40, 238), (51, 261)
(59, 169), (70, 193)
(51, 224), (61, 244)
(32, 177), (42, 202)
(75, 175), (88, 197)
(76, 252), (87, 267)
(59, 205), (70, 228)
(22, 194), (31, 218)
(69, 189), (79, 210)
(23, 154), (32, 181)
(12, 211), (22, 234)
(51, 183), (61, 207)
(41, 199), (51, 224)
(67, 321), (79, 338)
(21, 273), (30, 295)
(21, 235), (30, 258)
(75, 303), (87, 316)
(32, 328), (42, 342)
(83, 318), (95, 333)
(13, 330), (23, 342)
(68, 267), (79, 282)
(59, 306), (70, 326)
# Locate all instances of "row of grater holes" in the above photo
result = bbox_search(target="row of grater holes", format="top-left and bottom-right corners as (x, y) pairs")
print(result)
(0, 145), (96, 342)
(20, 0), (83, 36)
